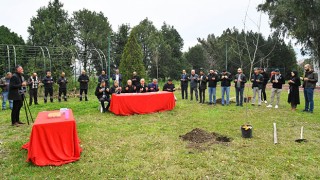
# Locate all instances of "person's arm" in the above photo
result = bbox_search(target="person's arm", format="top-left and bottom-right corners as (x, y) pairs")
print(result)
(308, 72), (319, 83)
(78, 76), (81, 83)
(173, 84), (176, 91)
(0, 78), (5, 87)
(57, 78), (61, 85)
(162, 84), (167, 91)
(243, 75), (247, 83)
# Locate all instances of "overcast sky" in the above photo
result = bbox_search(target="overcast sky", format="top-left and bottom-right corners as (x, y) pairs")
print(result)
(0, 0), (304, 59)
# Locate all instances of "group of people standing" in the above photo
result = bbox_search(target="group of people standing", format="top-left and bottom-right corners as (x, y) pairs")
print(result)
(180, 64), (318, 112)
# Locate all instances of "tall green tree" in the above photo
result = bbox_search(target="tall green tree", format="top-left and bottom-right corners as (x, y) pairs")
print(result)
(72, 9), (112, 73)
(119, 32), (146, 83)
(185, 44), (207, 72)
(258, 0), (320, 62)
(132, 18), (159, 73)
(0, 26), (25, 75)
(113, 24), (130, 68)
(28, 0), (74, 47)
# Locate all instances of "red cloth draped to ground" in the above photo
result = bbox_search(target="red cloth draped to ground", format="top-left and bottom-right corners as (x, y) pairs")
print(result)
(22, 110), (81, 166)
(110, 91), (176, 116)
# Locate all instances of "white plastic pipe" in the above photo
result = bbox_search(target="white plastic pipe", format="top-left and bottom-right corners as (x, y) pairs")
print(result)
(273, 123), (278, 144)
(300, 126), (304, 139)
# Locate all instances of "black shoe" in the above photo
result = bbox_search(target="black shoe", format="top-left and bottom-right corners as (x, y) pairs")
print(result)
(44, 100), (47, 103)
(17, 121), (25, 124)
(35, 103), (39, 105)
(85, 98), (88, 101)
(80, 98), (82, 101)
(58, 99), (61, 102)
(302, 109), (309, 112)
(64, 99), (67, 101)
(236, 104), (239, 106)
(50, 99), (53, 103)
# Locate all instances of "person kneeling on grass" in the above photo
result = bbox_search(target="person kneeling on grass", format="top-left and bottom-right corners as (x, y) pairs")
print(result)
(95, 80), (111, 113)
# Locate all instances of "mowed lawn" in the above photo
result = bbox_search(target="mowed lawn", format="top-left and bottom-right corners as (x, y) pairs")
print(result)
(0, 86), (319, 179)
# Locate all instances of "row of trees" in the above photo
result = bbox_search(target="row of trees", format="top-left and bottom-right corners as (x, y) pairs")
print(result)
(2, 0), (309, 83)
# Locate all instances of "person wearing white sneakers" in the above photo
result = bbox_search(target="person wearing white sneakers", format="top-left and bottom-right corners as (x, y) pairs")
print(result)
(267, 69), (285, 109)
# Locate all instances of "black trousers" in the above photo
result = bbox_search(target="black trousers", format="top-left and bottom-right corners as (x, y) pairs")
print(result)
(261, 84), (267, 101)
(190, 87), (198, 101)
(181, 86), (188, 99)
(80, 89), (88, 97)
(199, 89), (205, 103)
(11, 100), (23, 124)
(44, 88), (53, 101)
(29, 88), (38, 104)
(59, 88), (67, 101)
(100, 97), (111, 111)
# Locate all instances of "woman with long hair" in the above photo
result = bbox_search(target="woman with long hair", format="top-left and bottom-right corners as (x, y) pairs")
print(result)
(288, 71), (301, 111)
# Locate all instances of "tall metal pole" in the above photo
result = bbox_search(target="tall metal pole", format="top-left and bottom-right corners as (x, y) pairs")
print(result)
(108, 35), (111, 82)
(7, 45), (10, 72)
(225, 40), (228, 71)
(13, 45), (17, 67)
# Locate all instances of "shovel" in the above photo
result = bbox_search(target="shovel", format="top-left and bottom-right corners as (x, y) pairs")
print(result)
(295, 126), (308, 143)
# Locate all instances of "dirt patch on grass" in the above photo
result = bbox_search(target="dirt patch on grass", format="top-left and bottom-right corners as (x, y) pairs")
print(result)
(180, 128), (232, 151)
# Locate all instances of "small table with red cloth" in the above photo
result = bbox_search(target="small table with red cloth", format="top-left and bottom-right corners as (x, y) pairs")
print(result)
(110, 91), (176, 116)
(22, 110), (81, 166)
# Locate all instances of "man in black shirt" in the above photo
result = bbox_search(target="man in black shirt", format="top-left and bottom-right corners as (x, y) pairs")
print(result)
(267, 69), (285, 109)
(131, 71), (141, 88)
(220, 70), (232, 106)
(27, 72), (39, 105)
(123, 80), (136, 93)
(207, 70), (219, 105)
(78, 70), (90, 101)
(95, 80), (111, 113)
(98, 70), (109, 87)
(42, 71), (54, 103)
(8, 65), (27, 126)
(180, 70), (188, 99)
(260, 68), (269, 104)
(198, 70), (207, 104)
(58, 72), (68, 102)
(163, 79), (176, 92)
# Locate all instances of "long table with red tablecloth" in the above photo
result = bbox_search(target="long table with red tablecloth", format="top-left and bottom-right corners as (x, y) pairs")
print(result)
(22, 110), (81, 166)
(110, 91), (176, 116)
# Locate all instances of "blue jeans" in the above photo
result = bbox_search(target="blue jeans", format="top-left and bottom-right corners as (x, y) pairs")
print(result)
(304, 88), (314, 112)
(235, 87), (244, 105)
(2, 91), (13, 110)
(208, 87), (216, 103)
(221, 86), (230, 105)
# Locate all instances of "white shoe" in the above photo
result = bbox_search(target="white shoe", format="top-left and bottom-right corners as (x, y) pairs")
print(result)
(275, 105), (279, 109)
(264, 100), (268, 104)
(266, 105), (272, 108)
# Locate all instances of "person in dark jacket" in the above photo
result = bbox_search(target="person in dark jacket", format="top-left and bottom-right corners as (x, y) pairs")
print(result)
(251, 68), (264, 106)
(112, 69), (123, 87)
(188, 70), (198, 101)
(163, 79), (176, 92)
(0, 72), (13, 110)
(198, 70), (207, 104)
(42, 71), (54, 103)
(180, 70), (188, 99)
(78, 70), (90, 101)
(27, 72), (39, 106)
(123, 80), (136, 93)
(260, 68), (269, 103)
(8, 65), (27, 126)
(57, 72), (68, 102)
(266, 69), (285, 109)
(301, 64), (318, 113)
(110, 80), (122, 94)
(220, 70), (232, 106)
(138, 78), (148, 93)
(207, 70), (219, 105)
(288, 71), (301, 111)
(131, 72), (141, 88)
(98, 70), (109, 87)
(95, 80), (111, 113)
(234, 68), (247, 106)
(148, 79), (160, 92)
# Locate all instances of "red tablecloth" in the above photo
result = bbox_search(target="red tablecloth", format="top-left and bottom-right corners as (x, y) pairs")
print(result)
(110, 91), (176, 116)
(22, 110), (81, 166)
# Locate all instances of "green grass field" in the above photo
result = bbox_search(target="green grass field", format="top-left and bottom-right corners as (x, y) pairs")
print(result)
(0, 86), (319, 179)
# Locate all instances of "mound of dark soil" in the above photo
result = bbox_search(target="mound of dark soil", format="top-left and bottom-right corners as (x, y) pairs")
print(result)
(180, 128), (232, 150)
